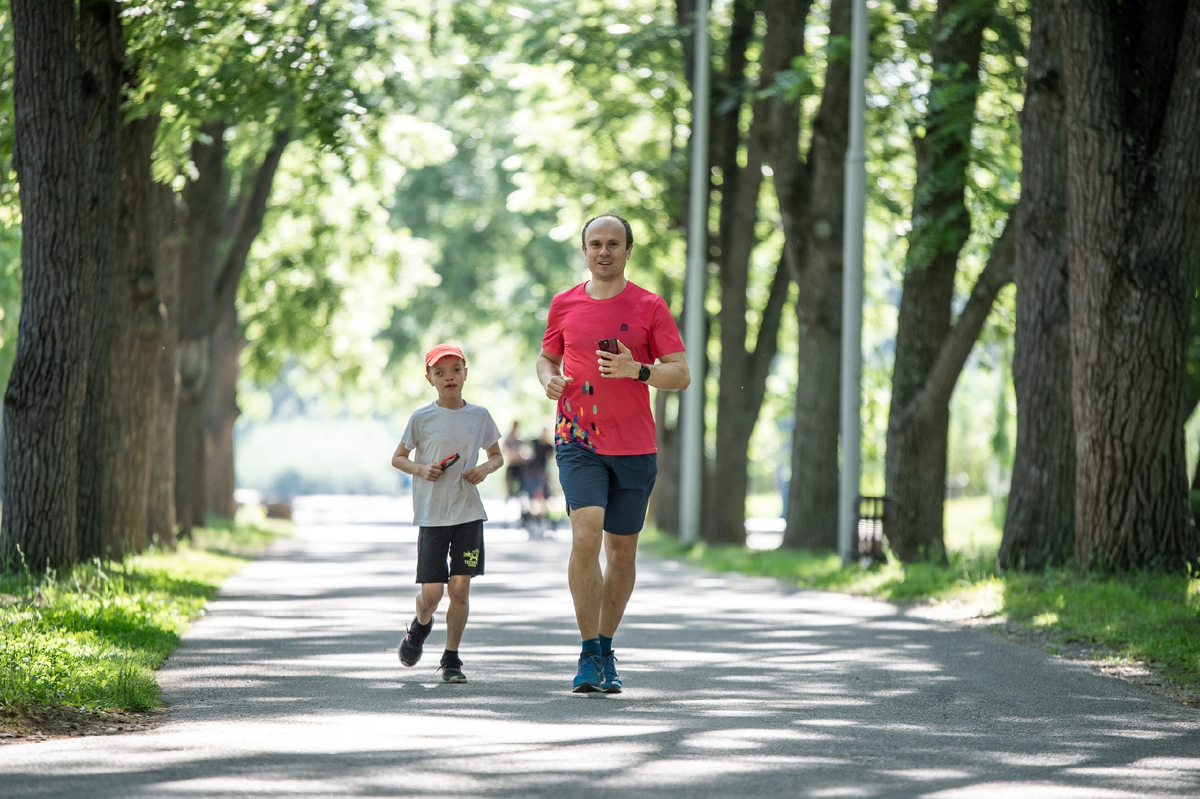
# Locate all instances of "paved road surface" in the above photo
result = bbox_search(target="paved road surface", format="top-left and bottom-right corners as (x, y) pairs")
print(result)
(3, 499), (1199, 797)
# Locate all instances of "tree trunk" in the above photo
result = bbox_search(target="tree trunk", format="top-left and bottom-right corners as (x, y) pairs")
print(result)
(999, 0), (1073, 571)
(75, 0), (125, 561)
(650, 388), (682, 535)
(205, 299), (240, 520)
(782, 0), (850, 551)
(1058, 0), (1200, 571)
(92, 116), (163, 557)
(148, 182), (182, 549)
(704, 0), (813, 546)
(175, 126), (289, 532)
(175, 123), (228, 535)
(700, 0), (761, 546)
(884, 0), (994, 563)
(2, 0), (92, 572)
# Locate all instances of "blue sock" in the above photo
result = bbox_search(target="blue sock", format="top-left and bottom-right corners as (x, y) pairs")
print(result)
(599, 635), (613, 655)
(581, 638), (601, 656)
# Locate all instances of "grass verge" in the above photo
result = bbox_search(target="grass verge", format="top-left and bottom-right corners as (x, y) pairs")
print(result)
(0, 511), (289, 741)
(641, 506), (1200, 705)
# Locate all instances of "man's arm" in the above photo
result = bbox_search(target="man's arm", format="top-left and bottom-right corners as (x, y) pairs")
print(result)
(537, 349), (573, 400)
(599, 344), (690, 390)
(643, 351), (690, 390)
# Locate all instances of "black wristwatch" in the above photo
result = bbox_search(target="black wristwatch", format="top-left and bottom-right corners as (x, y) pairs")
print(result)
(637, 364), (651, 382)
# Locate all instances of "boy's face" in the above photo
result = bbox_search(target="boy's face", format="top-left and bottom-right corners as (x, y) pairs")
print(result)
(426, 356), (467, 401)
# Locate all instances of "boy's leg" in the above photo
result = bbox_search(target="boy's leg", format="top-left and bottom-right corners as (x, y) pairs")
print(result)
(415, 582), (445, 624)
(444, 575), (471, 650)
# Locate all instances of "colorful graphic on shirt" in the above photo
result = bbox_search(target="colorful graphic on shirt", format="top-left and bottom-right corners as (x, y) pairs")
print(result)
(555, 407), (600, 451)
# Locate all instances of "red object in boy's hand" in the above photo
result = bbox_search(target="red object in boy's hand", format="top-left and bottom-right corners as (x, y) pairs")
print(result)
(438, 453), (460, 469)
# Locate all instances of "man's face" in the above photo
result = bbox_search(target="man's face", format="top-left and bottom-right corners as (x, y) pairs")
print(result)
(582, 217), (632, 280)
(426, 356), (467, 400)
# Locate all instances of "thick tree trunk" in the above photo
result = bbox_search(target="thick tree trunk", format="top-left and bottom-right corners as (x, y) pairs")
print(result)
(1058, 0), (1200, 571)
(92, 116), (164, 557)
(999, 0), (1073, 571)
(148, 182), (182, 549)
(884, 0), (993, 563)
(205, 300), (240, 520)
(75, 0), (125, 561)
(782, 0), (850, 551)
(1, 0), (92, 572)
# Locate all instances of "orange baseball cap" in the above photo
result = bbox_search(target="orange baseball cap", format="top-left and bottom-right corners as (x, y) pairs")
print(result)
(424, 343), (465, 368)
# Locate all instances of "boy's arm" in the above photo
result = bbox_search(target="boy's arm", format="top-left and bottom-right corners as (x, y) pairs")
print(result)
(392, 441), (443, 482)
(463, 442), (504, 486)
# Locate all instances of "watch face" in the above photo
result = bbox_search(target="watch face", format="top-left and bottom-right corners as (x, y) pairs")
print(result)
(639, 364), (651, 382)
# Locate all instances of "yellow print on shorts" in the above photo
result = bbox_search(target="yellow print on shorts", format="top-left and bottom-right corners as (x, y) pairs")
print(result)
(463, 549), (480, 568)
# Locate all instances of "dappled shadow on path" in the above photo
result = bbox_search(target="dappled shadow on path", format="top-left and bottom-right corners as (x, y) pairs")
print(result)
(1, 516), (1198, 798)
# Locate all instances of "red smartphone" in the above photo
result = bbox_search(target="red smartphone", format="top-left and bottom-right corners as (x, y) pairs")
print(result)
(598, 338), (619, 354)
(438, 453), (460, 469)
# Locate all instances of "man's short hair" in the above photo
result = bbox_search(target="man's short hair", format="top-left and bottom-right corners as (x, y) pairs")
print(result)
(581, 214), (633, 250)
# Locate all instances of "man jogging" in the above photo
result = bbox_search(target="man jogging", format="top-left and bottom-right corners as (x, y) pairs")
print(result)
(536, 213), (690, 693)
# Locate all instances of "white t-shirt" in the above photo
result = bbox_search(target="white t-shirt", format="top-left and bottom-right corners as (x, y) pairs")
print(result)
(401, 401), (502, 527)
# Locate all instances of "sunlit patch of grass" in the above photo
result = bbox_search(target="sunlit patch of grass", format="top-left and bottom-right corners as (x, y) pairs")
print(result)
(0, 516), (287, 715)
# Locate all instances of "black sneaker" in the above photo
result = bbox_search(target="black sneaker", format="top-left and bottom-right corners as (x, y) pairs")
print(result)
(439, 653), (467, 684)
(399, 616), (430, 667)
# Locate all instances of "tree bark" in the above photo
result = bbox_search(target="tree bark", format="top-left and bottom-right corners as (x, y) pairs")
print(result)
(147, 182), (182, 549)
(205, 299), (240, 520)
(782, 0), (850, 551)
(699, 0), (762, 546)
(1, 0), (93, 571)
(91, 116), (164, 557)
(999, 0), (1073, 571)
(175, 123), (229, 535)
(884, 0), (994, 563)
(1058, 0), (1200, 571)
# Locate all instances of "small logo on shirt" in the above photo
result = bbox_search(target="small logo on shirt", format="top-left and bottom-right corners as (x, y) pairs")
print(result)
(620, 323), (629, 331)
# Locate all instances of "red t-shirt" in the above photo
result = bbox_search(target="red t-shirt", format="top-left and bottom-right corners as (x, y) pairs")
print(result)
(541, 280), (685, 455)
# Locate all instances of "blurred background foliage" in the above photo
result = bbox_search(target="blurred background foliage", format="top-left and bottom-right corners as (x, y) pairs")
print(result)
(1, 0), (1197, 530)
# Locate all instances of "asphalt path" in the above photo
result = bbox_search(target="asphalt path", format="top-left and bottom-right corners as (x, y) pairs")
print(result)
(3, 498), (1200, 798)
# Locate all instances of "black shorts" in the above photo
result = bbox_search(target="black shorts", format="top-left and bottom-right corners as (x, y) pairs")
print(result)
(415, 520), (485, 583)
(555, 444), (657, 536)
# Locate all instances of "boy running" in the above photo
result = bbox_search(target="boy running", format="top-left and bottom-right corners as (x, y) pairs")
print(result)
(391, 343), (503, 683)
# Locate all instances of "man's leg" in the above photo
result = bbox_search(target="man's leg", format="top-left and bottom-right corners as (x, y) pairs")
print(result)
(444, 575), (471, 650)
(567, 506), (606, 639)
(599, 531), (638, 637)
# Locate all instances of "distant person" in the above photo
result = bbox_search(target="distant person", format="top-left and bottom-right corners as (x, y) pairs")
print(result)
(520, 427), (554, 536)
(536, 213), (690, 693)
(391, 343), (503, 683)
(502, 421), (527, 500)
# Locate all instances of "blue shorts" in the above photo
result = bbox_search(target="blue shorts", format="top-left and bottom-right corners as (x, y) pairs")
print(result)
(555, 444), (657, 536)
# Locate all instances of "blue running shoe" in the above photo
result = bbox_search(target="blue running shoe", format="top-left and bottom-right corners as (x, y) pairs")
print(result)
(600, 652), (622, 693)
(572, 653), (604, 693)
